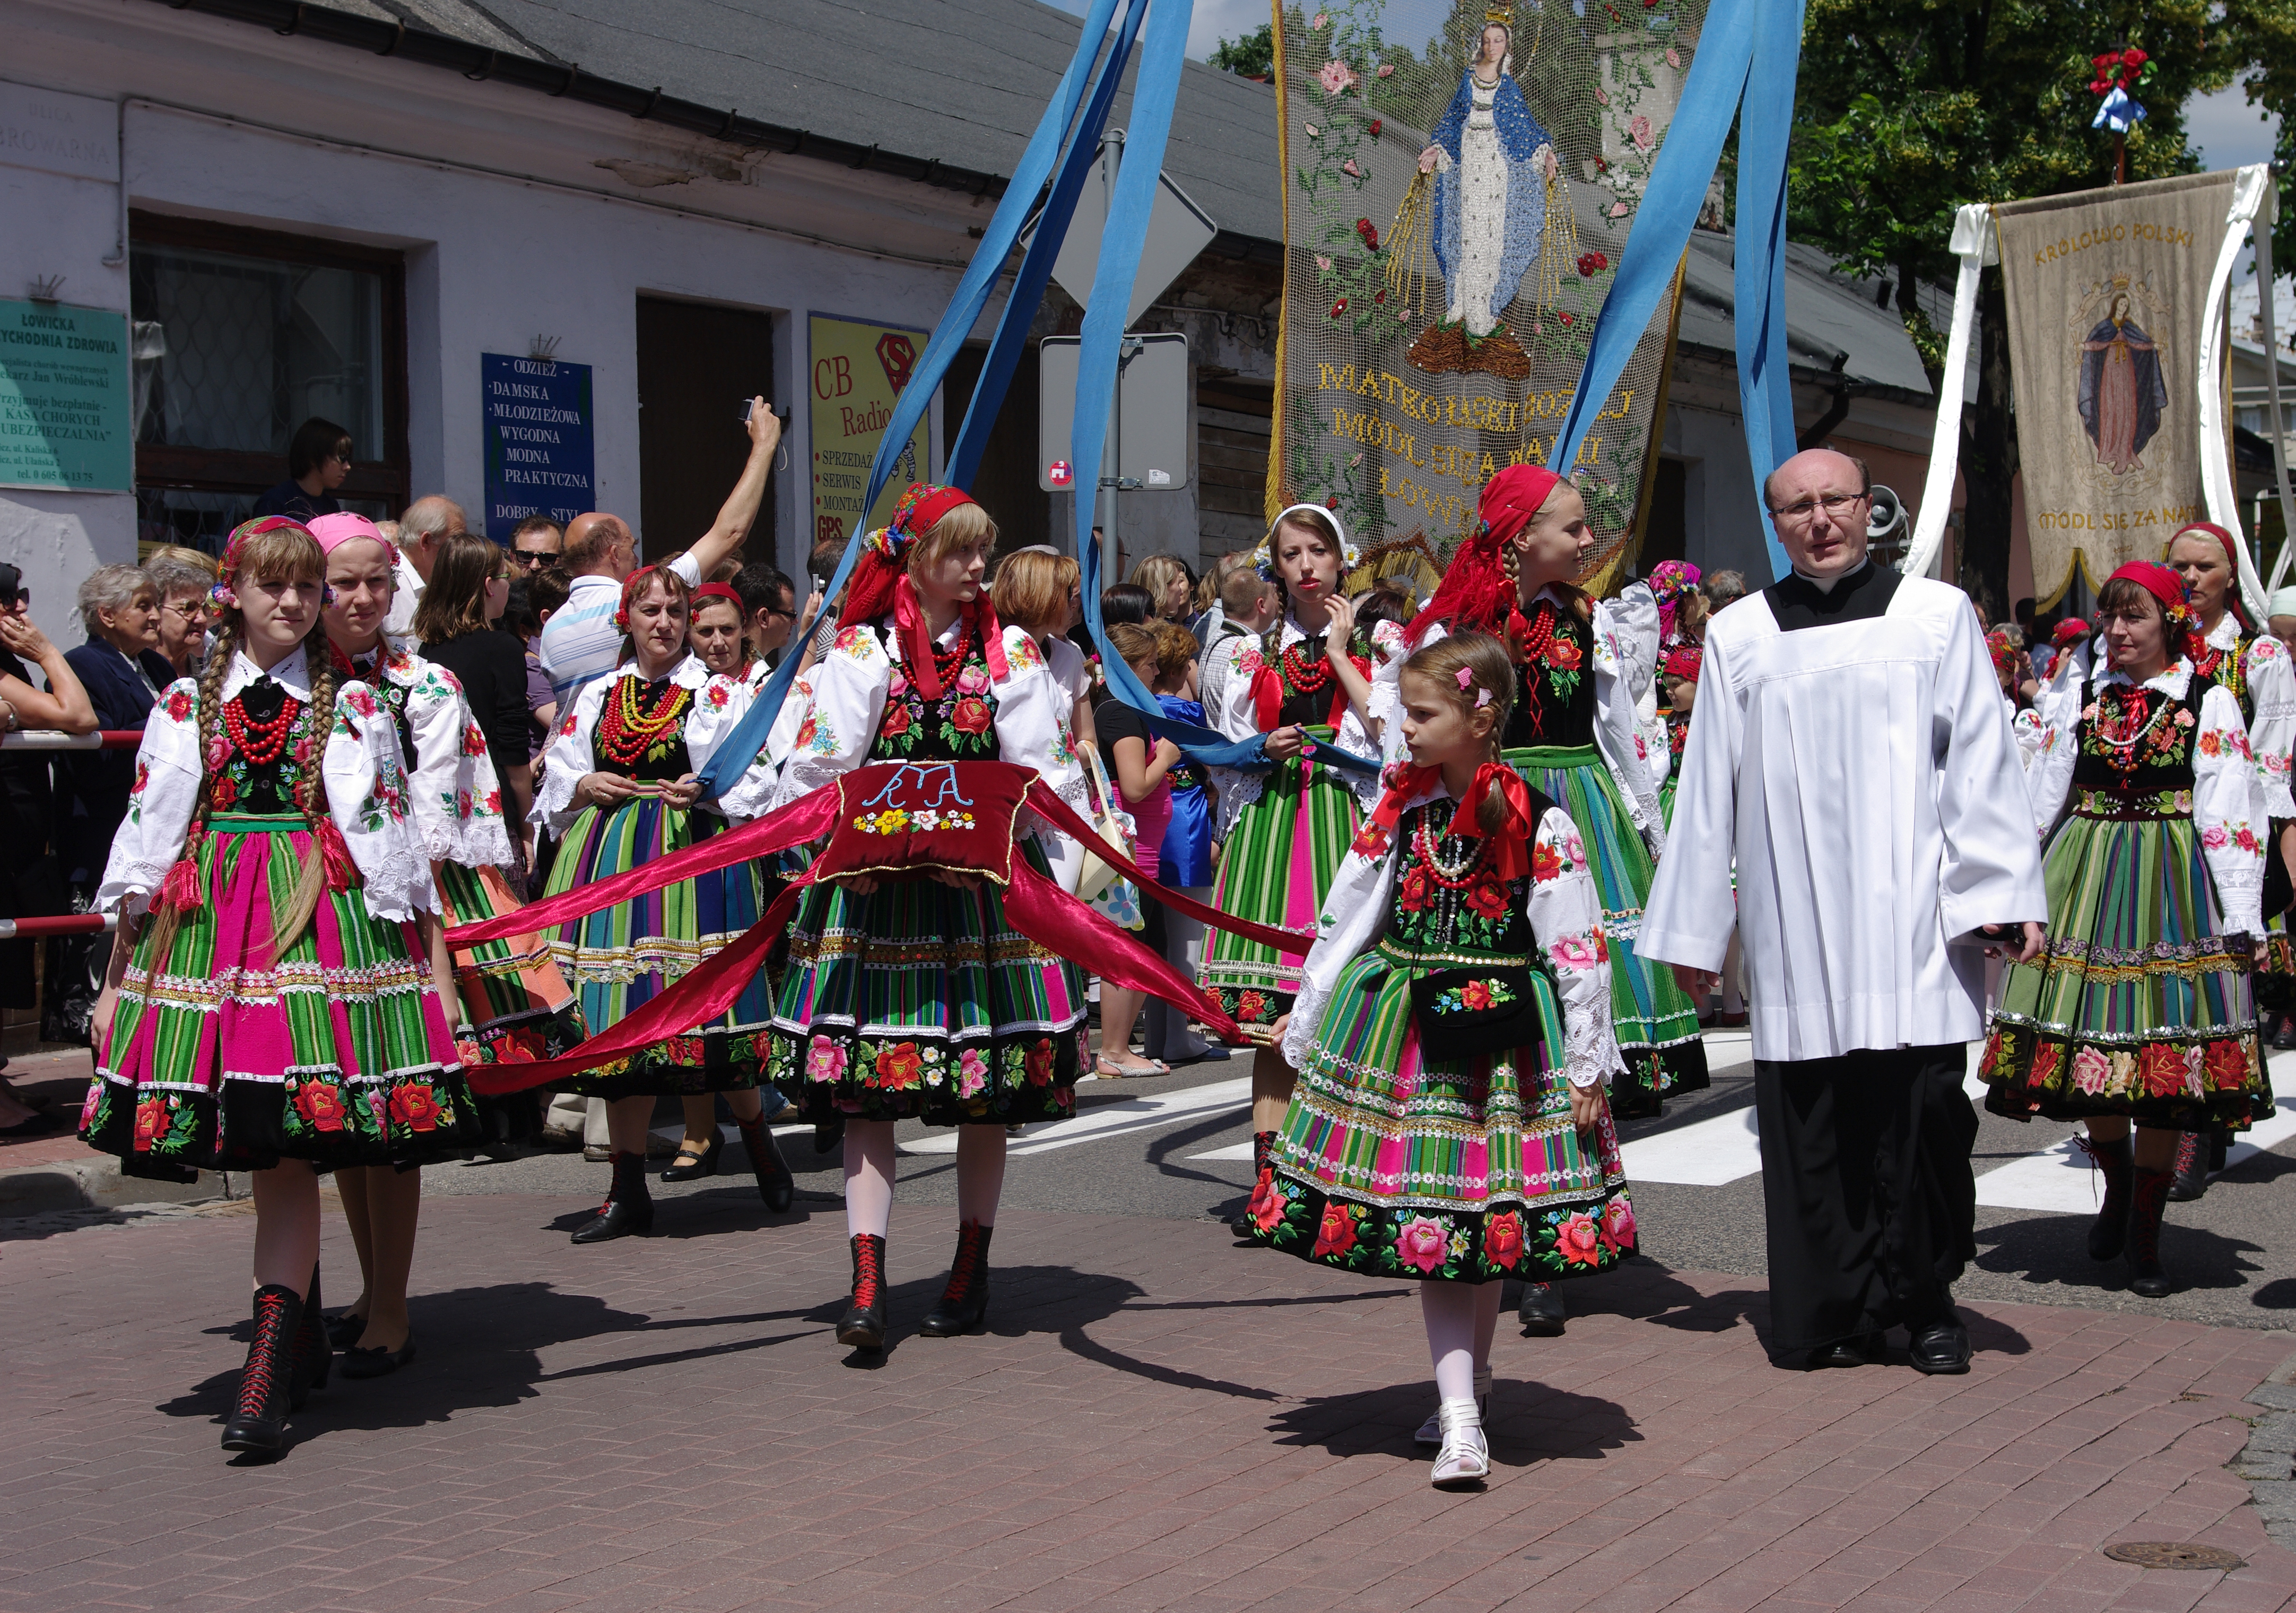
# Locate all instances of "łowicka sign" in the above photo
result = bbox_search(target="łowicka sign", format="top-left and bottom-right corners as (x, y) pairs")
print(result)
(808, 313), (930, 548)
(481, 353), (595, 541)
(0, 298), (132, 492)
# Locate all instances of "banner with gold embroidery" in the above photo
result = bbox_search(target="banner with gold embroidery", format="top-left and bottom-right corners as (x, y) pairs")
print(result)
(1269, 0), (1704, 593)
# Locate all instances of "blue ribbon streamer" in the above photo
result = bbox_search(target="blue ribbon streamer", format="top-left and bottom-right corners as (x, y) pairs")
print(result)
(1541, 0), (1801, 581)
(698, 0), (1134, 800)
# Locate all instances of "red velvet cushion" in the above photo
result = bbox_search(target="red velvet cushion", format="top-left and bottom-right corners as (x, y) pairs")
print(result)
(808, 760), (1037, 884)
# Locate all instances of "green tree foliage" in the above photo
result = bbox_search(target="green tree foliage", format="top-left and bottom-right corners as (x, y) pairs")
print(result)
(1787, 0), (2249, 614)
(1211, 22), (1276, 77)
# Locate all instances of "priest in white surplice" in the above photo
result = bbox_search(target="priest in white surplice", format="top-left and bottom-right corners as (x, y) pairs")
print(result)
(1641, 450), (2047, 1375)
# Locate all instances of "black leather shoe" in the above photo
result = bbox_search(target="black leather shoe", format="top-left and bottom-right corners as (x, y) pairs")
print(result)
(812, 1117), (844, 1155)
(2126, 1164), (2176, 1297)
(289, 1264), (329, 1410)
(658, 1129), (723, 1183)
(339, 1334), (418, 1379)
(570, 1150), (654, 1244)
(221, 1285), (302, 1455)
(920, 1221), (993, 1337)
(325, 1310), (367, 1350)
(1805, 1332), (1885, 1369)
(740, 1116), (795, 1213)
(1518, 1282), (1568, 1337)
(2166, 1130), (2210, 1203)
(837, 1234), (887, 1350)
(1908, 1319), (1971, 1374)
(2082, 1133), (2134, 1261)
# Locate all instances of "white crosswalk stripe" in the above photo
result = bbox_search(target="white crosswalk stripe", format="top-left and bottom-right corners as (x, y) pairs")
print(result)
(902, 1077), (1251, 1157)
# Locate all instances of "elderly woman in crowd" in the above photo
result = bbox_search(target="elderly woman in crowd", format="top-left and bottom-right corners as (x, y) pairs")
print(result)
(143, 547), (219, 682)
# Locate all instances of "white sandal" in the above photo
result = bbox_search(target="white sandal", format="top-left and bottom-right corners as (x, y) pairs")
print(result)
(1414, 1365), (1491, 1447)
(1429, 1398), (1490, 1488)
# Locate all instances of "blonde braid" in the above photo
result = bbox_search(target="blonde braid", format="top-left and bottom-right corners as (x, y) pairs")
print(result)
(269, 621), (338, 957)
(143, 623), (237, 967)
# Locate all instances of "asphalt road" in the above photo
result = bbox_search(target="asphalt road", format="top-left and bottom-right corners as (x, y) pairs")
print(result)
(413, 1027), (2296, 1334)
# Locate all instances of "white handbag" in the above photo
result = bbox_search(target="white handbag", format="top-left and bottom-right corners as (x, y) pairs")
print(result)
(1072, 745), (1136, 904)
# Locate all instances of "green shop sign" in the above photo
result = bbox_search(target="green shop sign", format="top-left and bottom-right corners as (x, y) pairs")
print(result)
(0, 298), (132, 492)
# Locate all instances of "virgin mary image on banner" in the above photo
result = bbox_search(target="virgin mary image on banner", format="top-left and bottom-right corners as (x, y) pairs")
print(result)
(1406, 15), (1559, 381)
(2078, 281), (2168, 476)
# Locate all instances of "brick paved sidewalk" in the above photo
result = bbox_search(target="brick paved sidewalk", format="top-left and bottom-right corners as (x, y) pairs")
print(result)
(3, 1193), (2294, 1613)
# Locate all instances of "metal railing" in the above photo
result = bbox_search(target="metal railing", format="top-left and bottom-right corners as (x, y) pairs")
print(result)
(0, 731), (145, 750)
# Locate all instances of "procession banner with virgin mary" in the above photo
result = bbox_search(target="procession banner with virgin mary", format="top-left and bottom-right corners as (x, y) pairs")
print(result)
(1993, 170), (2240, 601)
(1271, 0), (1708, 593)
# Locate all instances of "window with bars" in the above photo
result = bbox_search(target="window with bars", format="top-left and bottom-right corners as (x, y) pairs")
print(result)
(128, 212), (408, 554)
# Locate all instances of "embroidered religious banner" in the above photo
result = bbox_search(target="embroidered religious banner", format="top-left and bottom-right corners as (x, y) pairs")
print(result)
(1270, 0), (1706, 593)
(1994, 170), (2238, 602)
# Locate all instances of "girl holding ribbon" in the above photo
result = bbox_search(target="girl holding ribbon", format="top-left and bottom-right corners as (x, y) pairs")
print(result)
(1203, 505), (1384, 1241)
(1246, 629), (1631, 1488)
(530, 564), (791, 1244)
(760, 483), (1091, 1351)
(81, 516), (476, 1455)
(1981, 561), (2273, 1298)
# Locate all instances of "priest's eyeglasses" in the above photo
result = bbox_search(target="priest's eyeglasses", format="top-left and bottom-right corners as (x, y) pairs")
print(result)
(1768, 491), (1869, 524)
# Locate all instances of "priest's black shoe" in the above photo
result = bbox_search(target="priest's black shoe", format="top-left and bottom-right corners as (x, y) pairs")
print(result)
(837, 1233), (888, 1350)
(920, 1220), (993, 1337)
(2082, 1132), (2134, 1260)
(289, 1263), (329, 1410)
(2165, 1130), (2211, 1203)
(570, 1149), (654, 1244)
(739, 1114), (795, 1213)
(1907, 1313), (1971, 1375)
(221, 1284), (303, 1455)
(1518, 1281), (1567, 1337)
(1805, 1332), (1883, 1369)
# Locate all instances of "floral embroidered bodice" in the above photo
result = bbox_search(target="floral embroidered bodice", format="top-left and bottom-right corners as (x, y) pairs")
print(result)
(204, 679), (309, 814)
(1386, 800), (1538, 965)
(2071, 673), (2211, 810)
(590, 675), (696, 782)
(1665, 707), (1691, 766)
(1501, 607), (1595, 750)
(869, 623), (1002, 763)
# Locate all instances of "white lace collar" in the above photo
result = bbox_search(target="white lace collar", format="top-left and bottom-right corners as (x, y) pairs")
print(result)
(221, 643), (314, 702)
(612, 652), (710, 691)
(2204, 612), (2245, 651)
(2092, 656), (2194, 698)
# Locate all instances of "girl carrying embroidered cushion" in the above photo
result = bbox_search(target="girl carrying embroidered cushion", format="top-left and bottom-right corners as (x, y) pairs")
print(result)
(1203, 504), (1384, 1238)
(758, 483), (1092, 1351)
(82, 516), (476, 1456)
(530, 563), (790, 1244)
(1247, 630), (1631, 1489)
(1981, 560), (2273, 1299)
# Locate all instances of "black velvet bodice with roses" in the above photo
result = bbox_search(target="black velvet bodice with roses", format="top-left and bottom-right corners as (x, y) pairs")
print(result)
(1385, 799), (1549, 966)
(1501, 608), (1596, 750)
(209, 679), (308, 814)
(868, 623), (1002, 763)
(2069, 672), (2211, 803)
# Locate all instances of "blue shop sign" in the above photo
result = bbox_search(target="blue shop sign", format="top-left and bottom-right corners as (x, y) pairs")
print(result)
(482, 353), (594, 541)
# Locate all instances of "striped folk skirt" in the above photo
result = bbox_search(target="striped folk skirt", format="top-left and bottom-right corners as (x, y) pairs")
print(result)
(543, 792), (775, 1098)
(764, 837), (1090, 1126)
(1246, 938), (1633, 1283)
(1199, 739), (1363, 1030)
(1504, 744), (1708, 1118)
(436, 861), (587, 1068)
(81, 812), (476, 1174)
(1982, 811), (2271, 1130)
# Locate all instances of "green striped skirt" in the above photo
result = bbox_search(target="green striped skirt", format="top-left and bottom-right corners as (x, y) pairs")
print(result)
(543, 792), (774, 1098)
(1247, 936), (1633, 1282)
(436, 861), (587, 1066)
(764, 837), (1090, 1126)
(1504, 745), (1708, 1118)
(81, 812), (477, 1173)
(1982, 811), (2270, 1130)
(1199, 733), (1364, 1028)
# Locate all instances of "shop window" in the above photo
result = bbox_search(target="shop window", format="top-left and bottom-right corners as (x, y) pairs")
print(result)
(128, 212), (407, 554)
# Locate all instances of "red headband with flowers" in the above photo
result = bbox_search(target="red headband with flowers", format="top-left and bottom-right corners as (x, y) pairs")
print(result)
(2105, 560), (2195, 637)
(211, 516), (312, 611)
(613, 566), (668, 632)
(1663, 644), (1703, 682)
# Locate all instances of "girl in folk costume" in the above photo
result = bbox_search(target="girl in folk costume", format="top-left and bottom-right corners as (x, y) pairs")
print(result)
(1247, 632), (1631, 1488)
(660, 579), (798, 1184)
(82, 517), (476, 1454)
(761, 484), (1091, 1350)
(309, 514), (572, 1378)
(1384, 464), (1700, 1335)
(1203, 505), (1383, 1240)
(532, 564), (792, 1243)
(2166, 522), (2296, 1196)
(1980, 562), (2273, 1297)
(1657, 645), (1700, 828)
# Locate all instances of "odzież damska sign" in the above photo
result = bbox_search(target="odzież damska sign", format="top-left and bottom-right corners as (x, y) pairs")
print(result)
(481, 353), (595, 542)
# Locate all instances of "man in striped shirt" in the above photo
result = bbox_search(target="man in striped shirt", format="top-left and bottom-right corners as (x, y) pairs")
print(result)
(538, 401), (782, 707)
